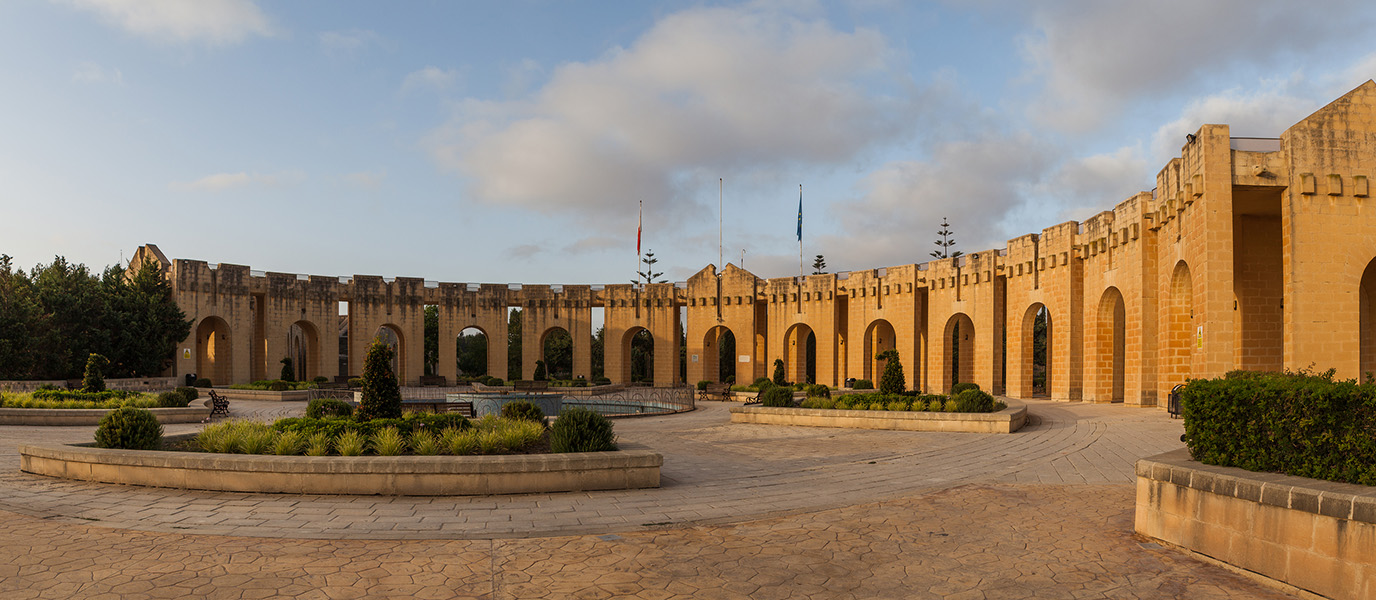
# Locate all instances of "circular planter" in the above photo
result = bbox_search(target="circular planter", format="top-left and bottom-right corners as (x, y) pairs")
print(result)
(0, 406), (210, 426)
(729, 400), (1027, 434)
(18, 434), (662, 496)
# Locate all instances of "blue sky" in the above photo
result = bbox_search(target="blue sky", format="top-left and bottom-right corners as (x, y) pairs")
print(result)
(4, 1), (1376, 285)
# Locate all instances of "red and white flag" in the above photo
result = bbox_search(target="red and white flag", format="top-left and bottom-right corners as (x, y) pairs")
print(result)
(637, 200), (642, 256)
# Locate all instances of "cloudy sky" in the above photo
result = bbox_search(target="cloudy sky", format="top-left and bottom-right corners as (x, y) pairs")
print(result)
(4, 0), (1376, 285)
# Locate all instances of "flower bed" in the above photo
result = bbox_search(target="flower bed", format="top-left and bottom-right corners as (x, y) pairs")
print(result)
(0, 388), (205, 425)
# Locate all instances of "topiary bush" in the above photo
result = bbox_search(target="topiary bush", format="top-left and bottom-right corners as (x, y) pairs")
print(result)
(280, 357), (295, 382)
(267, 379), (291, 391)
(357, 337), (401, 420)
(154, 391), (188, 407)
(313, 376), (328, 384)
(501, 400), (546, 424)
(594, 377), (611, 386)
(550, 407), (616, 453)
(95, 406), (163, 450)
(696, 380), (711, 391)
(952, 389), (996, 413)
(950, 382), (980, 395)
(852, 379), (874, 390)
(82, 353), (109, 393)
(806, 384), (830, 398)
(772, 359), (787, 386)
(760, 386), (793, 407)
(174, 386), (199, 405)
(306, 397), (354, 419)
(196, 378), (212, 388)
(534, 360), (548, 381)
(877, 350), (906, 394)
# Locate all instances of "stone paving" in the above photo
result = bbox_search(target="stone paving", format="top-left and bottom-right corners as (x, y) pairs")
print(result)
(0, 399), (1297, 598)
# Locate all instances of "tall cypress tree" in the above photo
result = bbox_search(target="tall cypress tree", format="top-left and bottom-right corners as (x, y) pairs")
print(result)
(357, 338), (401, 420)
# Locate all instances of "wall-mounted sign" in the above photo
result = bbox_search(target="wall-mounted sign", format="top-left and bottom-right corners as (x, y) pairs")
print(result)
(691, 354), (699, 363)
(182, 348), (192, 360)
(739, 355), (751, 363)
(1197, 326), (1203, 349)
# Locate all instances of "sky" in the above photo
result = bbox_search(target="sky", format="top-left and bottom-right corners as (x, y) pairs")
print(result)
(4, 0), (1376, 286)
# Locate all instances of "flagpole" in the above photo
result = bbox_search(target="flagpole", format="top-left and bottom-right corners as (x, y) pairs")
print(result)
(637, 200), (643, 287)
(719, 178), (723, 272)
(798, 183), (804, 279)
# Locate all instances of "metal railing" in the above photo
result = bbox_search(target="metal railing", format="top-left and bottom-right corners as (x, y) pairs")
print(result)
(310, 384), (696, 418)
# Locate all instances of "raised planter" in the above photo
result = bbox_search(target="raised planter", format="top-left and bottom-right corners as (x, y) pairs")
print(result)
(212, 388), (312, 402)
(0, 406), (210, 426)
(729, 401), (1026, 434)
(18, 434), (662, 496)
(1135, 449), (1375, 600)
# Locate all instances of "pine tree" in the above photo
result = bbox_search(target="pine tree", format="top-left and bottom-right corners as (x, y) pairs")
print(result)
(772, 358), (787, 386)
(930, 218), (964, 260)
(634, 250), (666, 285)
(812, 255), (827, 275)
(357, 337), (401, 420)
(82, 353), (108, 393)
(877, 349), (906, 394)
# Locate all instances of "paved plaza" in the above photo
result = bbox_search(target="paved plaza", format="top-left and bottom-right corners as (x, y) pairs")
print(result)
(0, 400), (1298, 599)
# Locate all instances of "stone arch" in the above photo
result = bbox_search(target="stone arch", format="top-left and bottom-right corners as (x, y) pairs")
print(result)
(863, 319), (896, 383)
(703, 325), (737, 383)
(195, 316), (231, 386)
(286, 320), (319, 381)
(375, 324), (405, 382)
(1092, 287), (1126, 403)
(942, 313), (976, 393)
(540, 326), (573, 380)
(1017, 304), (1051, 398)
(1164, 261), (1194, 393)
(456, 326), (488, 377)
(620, 326), (655, 384)
(1361, 258), (1376, 378)
(784, 323), (816, 384)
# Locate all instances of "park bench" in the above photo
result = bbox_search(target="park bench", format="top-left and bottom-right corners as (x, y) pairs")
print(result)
(512, 380), (550, 393)
(699, 383), (731, 401)
(419, 375), (447, 387)
(203, 390), (230, 422)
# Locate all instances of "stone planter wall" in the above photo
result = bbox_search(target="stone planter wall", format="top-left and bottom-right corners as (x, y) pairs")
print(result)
(0, 407), (210, 426)
(1135, 448), (1375, 600)
(728, 401), (1026, 434)
(19, 435), (662, 496)
(212, 388), (312, 402)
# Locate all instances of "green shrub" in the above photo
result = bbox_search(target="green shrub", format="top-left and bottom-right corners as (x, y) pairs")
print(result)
(885, 400), (909, 411)
(82, 353), (109, 393)
(347, 378), (363, 388)
(33, 389), (139, 403)
(335, 430), (366, 456)
(760, 386), (793, 407)
(951, 382), (980, 395)
(772, 359), (787, 386)
(501, 400), (546, 424)
(952, 389), (995, 412)
(239, 427), (275, 454)
(852, 379), (874, 390)
(174, 387), (199, 405)
(305, 431), (331, 456)
(313, 376), (329, 384)
(272, 430), (305, 455)
(357, 338), (401, 420)
(799, 397), (835, 409)
(195, 378), (212, 388)
(442, 427), (477, 455)
(306, 397), (354, 419)
(371, 426), (407, 456)
(411, 430), (441, 455)
(36, 383), (59, 391)
(806, 384), (830, 398)
(94, 407), (162, 450)
(943, 400), (960, 412)
(280, 357), (295, 382)
(876, 350), (906, 394)
(533, 360), (548, 381)
(550, 407), (616, 453)
(696, 380), (711, 391)
(154, 391), (185, 407)
(867, 402), (886, 411)
(1183, 370), (1376, 485)
(725, 375), (735, 384)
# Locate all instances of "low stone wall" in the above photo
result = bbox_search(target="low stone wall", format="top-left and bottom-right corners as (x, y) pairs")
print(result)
(1135, 449), (1375, 600)
(19, 435), (663, 496)
(0, 377), (180, 393)
(728, 401), (1026, 434)
(212, 388), (312, 402)
(0, 407), (210, 426)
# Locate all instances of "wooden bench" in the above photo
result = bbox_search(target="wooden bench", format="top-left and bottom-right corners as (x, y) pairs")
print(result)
(203, 390), (230, 422)
(512, 380), (550, 393)
(419, 375), (448, 387)
(699, 383), (731, 401)
(400, 400), (475, 418)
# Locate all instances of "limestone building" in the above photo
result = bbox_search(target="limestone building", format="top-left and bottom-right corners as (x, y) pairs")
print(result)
(133, 82), (1376, 406)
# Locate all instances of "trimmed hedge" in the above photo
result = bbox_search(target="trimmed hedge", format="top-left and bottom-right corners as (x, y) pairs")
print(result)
(760, 386), (793, 407)
(95, 407), (162, 450)
(272, 413), (470, 439)
(550, 407), (616, 453)
(306, 397), (354, 419)
(950, 382), (980, 395)
(1182, 370), (1376, 486)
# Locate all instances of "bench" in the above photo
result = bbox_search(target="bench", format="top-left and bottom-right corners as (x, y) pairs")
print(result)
(419, 375), (448, 387)
(400, 400), (475, 418)
(203, 390), (230, 422)
(699, 383), (731, 401)
(512, 380), (550, 393)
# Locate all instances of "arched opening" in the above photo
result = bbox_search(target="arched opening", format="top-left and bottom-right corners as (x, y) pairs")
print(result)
(863, 319), (896, 383)
(704, 325), (737, 383)
(286, 321), (319, 382)
(195, 316), (231, 386)
(541, 327), (573, 380)
(1094, 288), (1126, 402)
(1361, 259), (1376, 378)
(621, 327), (655, 384)
(456, 326), (488, 377)
(1164, 261), (1194, 392)
(943, 313), (975, 392)
(375, 324), (405, 382)
(784, 323), (816, 384)
(1019, 304), (1051, 397)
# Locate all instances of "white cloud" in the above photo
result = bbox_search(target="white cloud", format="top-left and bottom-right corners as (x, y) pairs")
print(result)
(169, 171), (303, 192)
(1149, 82), (1322, 163)
(1033, 145), (1150, 224)
(426, 4), (921, 230)
(58, 0), (274, 45)
(318, 29), (383, 56)
(402, 66), (460, 93)
(343, 169), (387, 189)
(1018, 0), (1374, 132)
(71, 61), (123, 85)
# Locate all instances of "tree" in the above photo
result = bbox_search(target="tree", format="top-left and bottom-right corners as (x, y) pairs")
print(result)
(456, 329), (488, 377)
(357, 337), (401, 420)
(0, 255), (50, 379)
(32, 256), (109, 378)
(812, 255), (827, 275)
(633, 250), (666, 285)
(717, 329), (736, 383)
(280, 357), (294, 381)
(423, 305), (438, 376)
(930, 217), (963, 260)
(630, 329), (653, 382)
(772, 358), (786, 386)
(108, 258), (191, 378)
(507, 309), (522, 380)
(533, 359), (548, 381)
(82, 353), (109, 392)
(543, 329), (572, 379)
(877, 349), (906, 394)
(591, 326), (605, 380)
